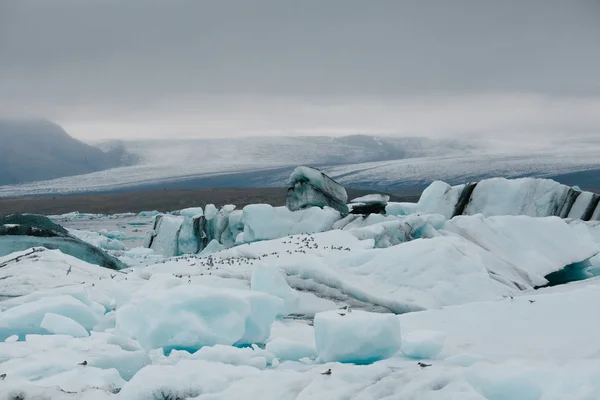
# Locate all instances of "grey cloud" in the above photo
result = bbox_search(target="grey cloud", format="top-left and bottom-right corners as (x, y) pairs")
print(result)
(1, 0), (599, 138)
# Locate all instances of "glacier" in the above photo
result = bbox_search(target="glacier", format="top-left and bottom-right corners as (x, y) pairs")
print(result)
(2, 175), (600, 398)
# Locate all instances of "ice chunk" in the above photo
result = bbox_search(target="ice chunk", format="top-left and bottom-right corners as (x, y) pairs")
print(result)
(242, 204), (340, 243)
(251, 266), (300, 315)
(138, 210), (161, 217)
(204, 204), (218, 220)
(417, 181), (466, 219)
(0, 214), (127, 270)
(351, 194), (390, 205)
(347, 214), (443, 248)
(567, 191), (599, 220)
(464, 178), (571, 217)
(147, 214), (185, 257)
(386, 202), (418, 216)
(179, 207), (204, 218)
(40, 313), (90, 338)
(266, 338), (316, 361)
(188, 344), (274, 369)
(115, 285), (283, 352)
(198, 239), (225, 257)
(36, 366), (125, 393)
(445, 215), (599, 286)
(178, 214), (206, 255)
(0, 295), (100, 341)
(68, 228), (127, 251)
(314, 310), (401, 364)
(401, 330), (445, 359)
(287, 166), (349, 215)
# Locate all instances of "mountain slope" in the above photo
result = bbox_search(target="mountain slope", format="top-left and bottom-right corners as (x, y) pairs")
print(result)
(1, 133), (600, 197)
(0, 119), (129, 185)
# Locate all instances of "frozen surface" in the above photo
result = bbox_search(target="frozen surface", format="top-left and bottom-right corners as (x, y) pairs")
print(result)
(68, 228), (127, 251)
(385, 202), (418, 216)
(314, 310), (401, 364)
(242, 204), (341, 242)
(417, 180), (466, 219)
(3, 197), (600, 398)
(0, 295), (100, 341)
(401, 330), (446, 359)
(40, 313), (90, 338)
(251, 266), (300, 316)
(445, 215), (599, 287)
(265, 338), (316, 361)
(115, 284), (282, 352)
(350, 194), (390, 204)
(147, 215), (184, 257)
(418, 177), (600, 221)
(290, 166), (348, 203)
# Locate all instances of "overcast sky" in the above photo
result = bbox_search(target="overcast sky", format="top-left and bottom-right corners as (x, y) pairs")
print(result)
(1, 0), (599, 140)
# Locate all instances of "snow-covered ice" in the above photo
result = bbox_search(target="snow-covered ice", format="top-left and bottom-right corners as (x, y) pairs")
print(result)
(3, 179), (600, 398)
(314, 310), (402, 364)
(40, 313), (90, 338)
(401, 330), (446, 359)
(115, 283), (283, 352)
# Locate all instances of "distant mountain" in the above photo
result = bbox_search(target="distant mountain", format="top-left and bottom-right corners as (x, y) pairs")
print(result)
(1, 132), (600, 197)
(0, 119), (132, 186)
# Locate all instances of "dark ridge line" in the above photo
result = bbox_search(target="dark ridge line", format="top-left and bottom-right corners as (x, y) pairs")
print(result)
(453, 182), (478, 217)
(558, 188), (581, 218)
(582, 194), (600, 221)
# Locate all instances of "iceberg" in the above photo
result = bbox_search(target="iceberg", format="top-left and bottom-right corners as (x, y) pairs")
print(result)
(145, 214), (185, 257)
(418, 177), (600, 220)
(251, 265), (300, 316)
(0, 295), (100, 341)
(314, 309), (401, 363)
(115, 284), (283, 352)
(242, 204), (340, 243)
(349, 194), (390, 215)
(40, 313), (90, 338)
(286, 166), (349, 215)
(0, 214), (126, 270)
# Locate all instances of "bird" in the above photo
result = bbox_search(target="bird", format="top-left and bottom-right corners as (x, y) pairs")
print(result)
(321, 369), (332, 375)
(338, 312), (346, 317)
(78, 361), (88, 366)
(66, 266), (72, 275)
(529, 300), (536, 303)
(418, 362), (432, 368)
(0, 373), (6, 380)
(110, 274), (116, 279)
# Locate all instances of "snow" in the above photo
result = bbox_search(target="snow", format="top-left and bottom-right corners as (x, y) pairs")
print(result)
(40, 313), (90, 338)
(350, 194), (390, 204)
(0, 295), (100, 341)
(4, 185), (600, 398)
(266, 338), (316, 361)
(251, 266), (300, 316)
(401, 330), (446, 359)
(314, 310), (402, 364)
(445, 215), (599, 287)
(115, 284), (283, 352)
